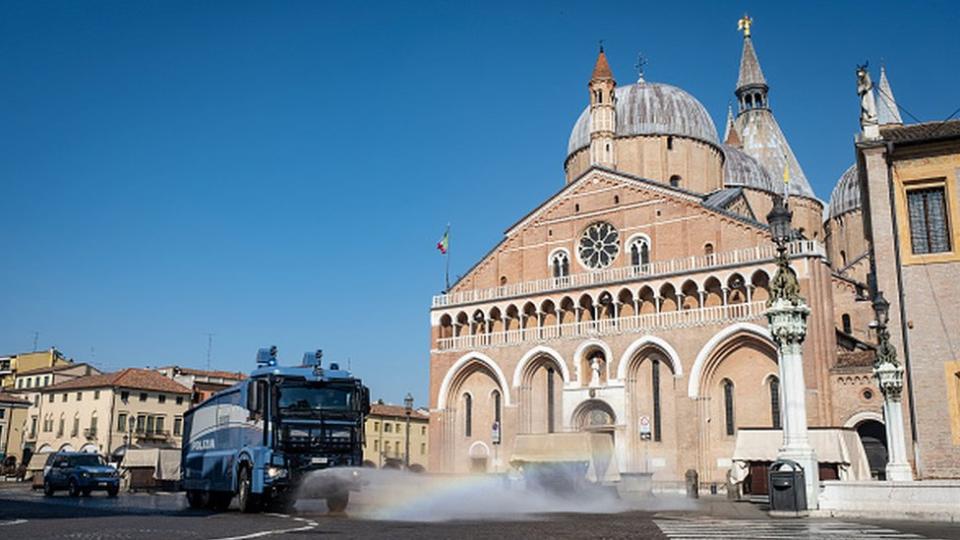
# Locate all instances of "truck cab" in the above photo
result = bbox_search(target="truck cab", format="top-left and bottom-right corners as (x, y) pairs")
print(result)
(181, 347), (370, 512)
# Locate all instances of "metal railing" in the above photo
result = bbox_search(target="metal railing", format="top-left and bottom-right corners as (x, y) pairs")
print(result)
(436, 300), (767, 351)
(432, 240), (823, 309)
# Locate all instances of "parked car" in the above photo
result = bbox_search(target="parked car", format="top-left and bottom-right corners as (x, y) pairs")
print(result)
(43, 452), (119, 497)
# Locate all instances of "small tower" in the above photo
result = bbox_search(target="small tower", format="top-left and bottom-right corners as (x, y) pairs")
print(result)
(876, 65), (903, 125)
(735, 15), (769, 114)
(723, 102), (742, 147)
(588, 45), (617, 168)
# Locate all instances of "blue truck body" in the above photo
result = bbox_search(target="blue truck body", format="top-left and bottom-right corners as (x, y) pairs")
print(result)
(180, 348), (369, 512)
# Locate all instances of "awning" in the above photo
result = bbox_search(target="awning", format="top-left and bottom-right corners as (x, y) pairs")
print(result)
(510, 432), (621, 483)
(730, 428), (872, 483)
(156, 449), (181, 480)
(25, 453), (50, 473)
(122, 448), (159, 468)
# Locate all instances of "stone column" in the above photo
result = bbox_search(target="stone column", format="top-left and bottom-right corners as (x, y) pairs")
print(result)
(871, 292), (913, 481)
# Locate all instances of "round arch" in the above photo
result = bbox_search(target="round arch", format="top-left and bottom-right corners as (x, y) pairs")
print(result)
(843, 410), (884, 428)
(571, 399), (617, 428)
(512, 345), (570, 388)
(468, 441), (491, 458)
(573, 339), (614, 384)
(437, 351), (512, 408)
(687, 323), (775, 398)
(79, 443), (99, 453)
(58, 443), (76, 452)
(616, 336), (683, 380)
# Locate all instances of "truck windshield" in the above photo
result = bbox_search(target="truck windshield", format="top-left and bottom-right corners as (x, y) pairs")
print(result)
(278, 383), (353, 415)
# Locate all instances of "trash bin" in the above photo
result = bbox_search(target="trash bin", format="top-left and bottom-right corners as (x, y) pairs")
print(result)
(768, 459), (806, 515)
(685, 469), (699, 499)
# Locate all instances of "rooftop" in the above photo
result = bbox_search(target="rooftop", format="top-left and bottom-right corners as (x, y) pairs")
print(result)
(0, 392), (31, 406)
(44, 368), (192, 394)
(880, 119), (960, 144)
(15, 362), (97, 377)
(156, 365), (246, 381)
(370, 402), (429, 420)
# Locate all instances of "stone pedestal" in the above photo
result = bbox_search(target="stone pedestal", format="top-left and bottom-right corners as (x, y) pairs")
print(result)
(875, 361), (913, 481)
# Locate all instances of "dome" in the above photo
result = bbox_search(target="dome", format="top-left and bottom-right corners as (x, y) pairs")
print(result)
(721, 145), (778, 193)
(828, 164), (860, 219)
(567, 82), (720, 156)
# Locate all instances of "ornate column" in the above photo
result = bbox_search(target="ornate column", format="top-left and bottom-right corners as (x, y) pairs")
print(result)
(871, 292), (913, 481)
(765, 195), (819, 510)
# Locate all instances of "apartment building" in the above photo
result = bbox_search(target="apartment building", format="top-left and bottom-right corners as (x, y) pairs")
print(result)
(364, 402), (429, 470)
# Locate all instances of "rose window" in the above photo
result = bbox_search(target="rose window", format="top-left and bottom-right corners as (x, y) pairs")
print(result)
(578, 221), (620, 270)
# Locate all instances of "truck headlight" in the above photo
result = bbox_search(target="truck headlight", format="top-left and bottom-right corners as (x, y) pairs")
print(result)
(266, 467), (288, 479)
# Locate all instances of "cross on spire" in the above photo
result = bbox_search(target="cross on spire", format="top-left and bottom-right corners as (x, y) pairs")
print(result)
(635, 53), (647, 83)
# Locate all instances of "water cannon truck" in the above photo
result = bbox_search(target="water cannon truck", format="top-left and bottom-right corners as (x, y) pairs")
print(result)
(181, 346), (370, 512)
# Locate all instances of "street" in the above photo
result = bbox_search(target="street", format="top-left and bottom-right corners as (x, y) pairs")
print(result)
(1, 483), (958, 539)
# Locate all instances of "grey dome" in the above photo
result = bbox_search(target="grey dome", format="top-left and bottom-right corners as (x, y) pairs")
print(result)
(828, 164), (861, 219)
(568, 82), (720, 155)
(721, 145), (778, 193)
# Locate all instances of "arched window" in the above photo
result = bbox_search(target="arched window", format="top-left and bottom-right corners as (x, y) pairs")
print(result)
(652, 359), (662, 442)
(722, 379), (735, 436)
(840, 250), (847, 267)
(769, 376), (782, 429)
(492, 390), (501, 425)
(463, 393), (472, 437)
(629, 237), (651, 267)
(551, 251), (570, 278)
(669, 175), (681, 188)
(667, 136), (674, 150)
(546, 367), (556, 433)
(704, 243), (714, 256)
(842, 314), (852, 335)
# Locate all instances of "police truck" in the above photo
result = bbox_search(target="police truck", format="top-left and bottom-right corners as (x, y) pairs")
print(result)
(181, 347), (370, 512)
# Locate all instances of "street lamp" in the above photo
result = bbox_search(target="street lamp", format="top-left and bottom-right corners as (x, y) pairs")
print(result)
(403, 393), (413, 469)
(870, 288), (911, 481)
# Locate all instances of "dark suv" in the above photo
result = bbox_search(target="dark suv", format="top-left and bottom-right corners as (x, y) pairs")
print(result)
(43, 452), (119, 497)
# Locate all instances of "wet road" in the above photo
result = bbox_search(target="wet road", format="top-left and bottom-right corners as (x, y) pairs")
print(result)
(1, 483), (957, 539)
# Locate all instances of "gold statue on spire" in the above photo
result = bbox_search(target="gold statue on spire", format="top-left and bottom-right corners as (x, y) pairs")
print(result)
(738, 14), (753, 37)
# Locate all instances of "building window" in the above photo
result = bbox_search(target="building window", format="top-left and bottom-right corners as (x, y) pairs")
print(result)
(62, 393), (67, 402)
(629, 237), (651, 267)
(667, 136), (674, 150)
(669, 175), (681, 188)
(30, 416), (37, 438)
(121, 391), (129, 402)
(421, 426), (426, 436)
(57, 417), (65, 437)
(146, 415), (155, 434)
(384, 441), (391, 455)
(155, 416), (165, 433)
(770, 377), (782, 429)
(158, 394), (166, 404)
(49, 394), (54, 403)
(374, 440), (379, 452)
(547, 367), (556, 433)
(139, 393), (148, 402)
(174, 417), (183, 436)
(373, 421), (380, 432)
(44, 375), (50, 386)
(551, 251), (570, 278)
(840, 249), (847, 267)
(118, 413), (128, 432)
(176, 396), (183, 405)
(421, 442), (426, 455)
(384, 423), (392, 433)
(493, 390), (501, 424)
(614, 195), (620, 204)
(136, 414), (146, 433)
(464, 393), (473, 437)
(0, 409), (4, 420)
(652, 359), (662, 442)
(842, 314), (852, 335)
(907, 185), (951, 254)
(704, 243), (714, 257)
(94, 390), (100, 400)
(76, 392), (82, 401)
(723, 379), (735, 436)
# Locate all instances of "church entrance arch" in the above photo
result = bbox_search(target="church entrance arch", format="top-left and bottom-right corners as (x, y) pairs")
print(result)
(855, 419), (888, 480)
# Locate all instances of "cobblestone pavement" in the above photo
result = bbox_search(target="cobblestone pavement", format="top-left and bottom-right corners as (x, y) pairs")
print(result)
(0, 484), (957, 539)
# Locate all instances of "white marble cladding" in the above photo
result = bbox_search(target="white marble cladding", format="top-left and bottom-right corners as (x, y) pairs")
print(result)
(432, 240), (824, 309)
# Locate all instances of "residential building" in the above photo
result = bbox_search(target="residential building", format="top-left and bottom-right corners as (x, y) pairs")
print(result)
(9, 362), (101, 456)
(35, 368), (191, 456)
(154, 365), (246, 404)
(364, 402), (429, 470)
(0, 392), (30, 465)
(0, 348), (73, 388)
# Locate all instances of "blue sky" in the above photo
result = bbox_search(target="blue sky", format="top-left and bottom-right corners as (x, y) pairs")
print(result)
(1, 1), (958, 405)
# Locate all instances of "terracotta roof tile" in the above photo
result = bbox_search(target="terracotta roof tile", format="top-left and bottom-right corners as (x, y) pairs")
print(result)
(370, 403), (429, 420)
(44, 368), (191, 394)
(16, 362), (96, 376)
(881, 119), (960, 143)
(835, 350), (876, 369)
(591, 49), (613, 80)
(0, 392), (31, 405)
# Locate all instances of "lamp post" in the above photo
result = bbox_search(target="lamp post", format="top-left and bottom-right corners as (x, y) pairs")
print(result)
(871, 291), (912, 481)
(404, 393), (413, 469)
(765, 195), (819, 510)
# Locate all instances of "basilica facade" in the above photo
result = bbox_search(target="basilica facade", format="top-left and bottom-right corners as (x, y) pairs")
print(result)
(427, 27), (895, 485)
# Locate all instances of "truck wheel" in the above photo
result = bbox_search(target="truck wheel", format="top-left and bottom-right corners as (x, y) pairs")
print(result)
(68, 479), (81, 497)
(43, 479), (54, 497)
(186, 490), (207, 509)
(325, 492), (349, 513)
(237, 467), (260, 513)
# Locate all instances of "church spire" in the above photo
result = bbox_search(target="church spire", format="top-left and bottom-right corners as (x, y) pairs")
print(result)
(735, 14), (769, 114)
(876, 65), (903, 125)
(724, 102), (741, 147)
(588, 45), (617, 168)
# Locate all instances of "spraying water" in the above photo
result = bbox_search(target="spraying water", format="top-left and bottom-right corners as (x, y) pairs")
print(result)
(295, 468), (695, 522)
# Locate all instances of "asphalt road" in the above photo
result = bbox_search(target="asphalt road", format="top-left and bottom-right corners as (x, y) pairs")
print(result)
(1, 483), (957, 539)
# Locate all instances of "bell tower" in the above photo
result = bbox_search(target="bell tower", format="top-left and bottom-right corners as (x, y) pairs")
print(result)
(588, 45), (617, 168)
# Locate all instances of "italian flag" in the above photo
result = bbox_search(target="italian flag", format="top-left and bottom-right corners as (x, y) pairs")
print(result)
(436, 227), (449, 254)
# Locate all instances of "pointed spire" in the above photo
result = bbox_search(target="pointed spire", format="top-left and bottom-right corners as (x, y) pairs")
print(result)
(592, 45), (614, 81)
(876, 66), (903, 125)
(736, 30), (767, 90)
(724, 103), (742, 147)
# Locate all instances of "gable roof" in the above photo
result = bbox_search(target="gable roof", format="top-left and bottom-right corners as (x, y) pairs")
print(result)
(370, 403), (429, 420)
(44, 368), (191, 394)
(0, 392), (31, 406)
(16, 362), (98, 377)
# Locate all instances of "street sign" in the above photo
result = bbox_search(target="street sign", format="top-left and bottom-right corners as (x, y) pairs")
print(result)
(491, 421), (501, 444)
(639, 415), (651, 441)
